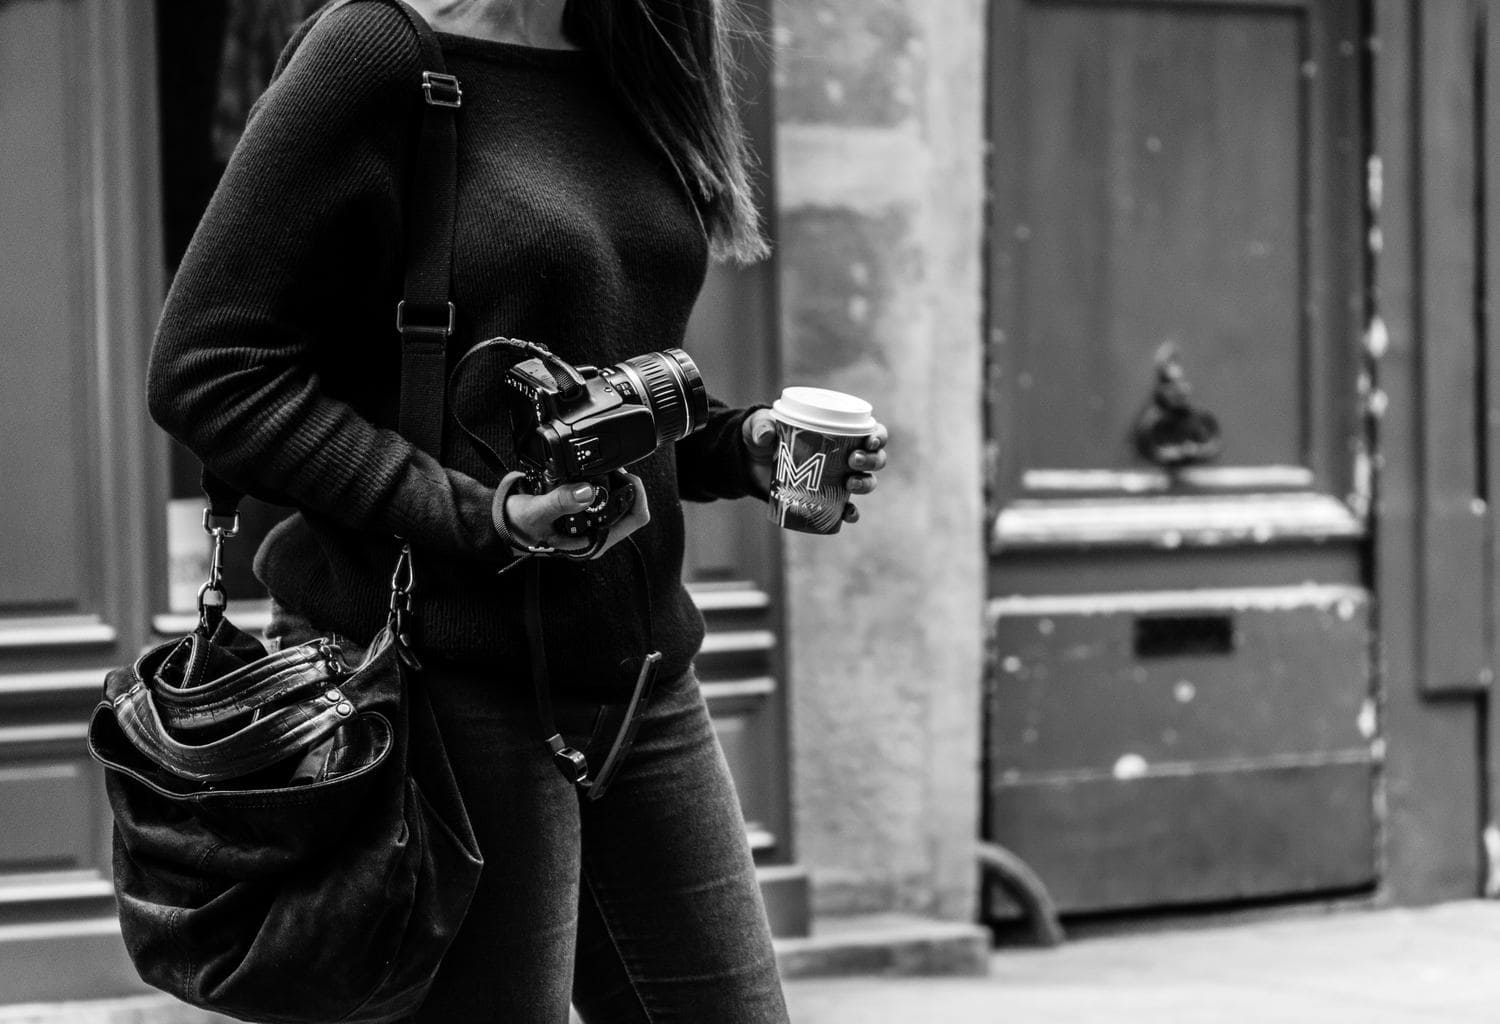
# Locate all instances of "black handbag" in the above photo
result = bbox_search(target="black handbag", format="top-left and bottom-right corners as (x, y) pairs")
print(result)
(88, 565), (481, 1023)
(87, 2), (482, 1020)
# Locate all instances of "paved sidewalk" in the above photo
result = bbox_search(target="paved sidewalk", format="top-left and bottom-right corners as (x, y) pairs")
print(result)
(6, 902), (1500, 1023)
(783, 901), (1500, 1023)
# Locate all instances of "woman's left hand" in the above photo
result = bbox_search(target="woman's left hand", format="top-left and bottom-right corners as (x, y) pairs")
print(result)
(743, 409), (889, 525)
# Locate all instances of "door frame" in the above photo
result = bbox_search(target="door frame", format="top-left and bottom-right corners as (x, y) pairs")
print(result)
(0, 0), (168, 1003)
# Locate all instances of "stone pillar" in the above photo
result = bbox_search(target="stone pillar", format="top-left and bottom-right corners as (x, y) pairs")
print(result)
(772, 0), (987, 920)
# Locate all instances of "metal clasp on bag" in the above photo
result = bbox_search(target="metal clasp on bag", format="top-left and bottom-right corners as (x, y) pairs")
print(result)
(197, 508), (240, 629)
(389, 542), (423, 669)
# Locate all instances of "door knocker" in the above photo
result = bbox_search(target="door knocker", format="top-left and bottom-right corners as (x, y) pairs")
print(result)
(1132, 343), (1222, 468)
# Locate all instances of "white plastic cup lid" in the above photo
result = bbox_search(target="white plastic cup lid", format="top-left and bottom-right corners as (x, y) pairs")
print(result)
(772, 386), (876, 435)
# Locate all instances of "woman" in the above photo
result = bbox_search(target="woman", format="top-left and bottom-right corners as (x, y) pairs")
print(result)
(147, 0), (887, 1020)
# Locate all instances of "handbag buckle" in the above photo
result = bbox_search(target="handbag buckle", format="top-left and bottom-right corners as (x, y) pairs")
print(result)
(422, 71), (463, 109)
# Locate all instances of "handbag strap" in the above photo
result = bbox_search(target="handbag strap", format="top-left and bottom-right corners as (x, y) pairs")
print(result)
(383, 0), (462, 458)
(198, 0), (460, 626)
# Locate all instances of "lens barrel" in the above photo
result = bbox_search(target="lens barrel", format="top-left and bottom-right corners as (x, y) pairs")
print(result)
(615, 349), (709, 446)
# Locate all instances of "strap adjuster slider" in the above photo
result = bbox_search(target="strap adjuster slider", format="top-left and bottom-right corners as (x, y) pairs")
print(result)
(422, 71), (462, 108)
(396, 300), (455, 336)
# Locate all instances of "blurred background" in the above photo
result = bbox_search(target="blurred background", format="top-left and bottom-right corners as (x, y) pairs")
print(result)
(4, 0), (1500, 1015)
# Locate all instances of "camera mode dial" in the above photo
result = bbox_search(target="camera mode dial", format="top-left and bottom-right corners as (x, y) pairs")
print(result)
(552, 472), (638, 544)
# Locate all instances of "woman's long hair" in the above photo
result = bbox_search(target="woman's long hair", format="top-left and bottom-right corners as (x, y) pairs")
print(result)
(562, 0), (769, 264)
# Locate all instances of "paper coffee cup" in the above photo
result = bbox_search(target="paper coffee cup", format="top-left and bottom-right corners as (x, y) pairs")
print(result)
(767, 387), (876, 535)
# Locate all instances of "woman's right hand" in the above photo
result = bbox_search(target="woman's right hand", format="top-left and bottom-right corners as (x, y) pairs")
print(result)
(494, 473), (652, 558)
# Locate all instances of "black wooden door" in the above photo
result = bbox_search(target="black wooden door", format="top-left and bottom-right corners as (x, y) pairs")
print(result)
(984, 0), (1376, 915)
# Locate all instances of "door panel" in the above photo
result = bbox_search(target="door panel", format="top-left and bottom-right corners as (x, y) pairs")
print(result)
(0, 0), (118, 907)
(0, 0), (97, 615)
(990, 761), (1375, 910)
(1013, 4), (1304, 473)
(990, 588), (1371, 770)
(0, 757), (96, 873)
(988, 586), (1375, 911)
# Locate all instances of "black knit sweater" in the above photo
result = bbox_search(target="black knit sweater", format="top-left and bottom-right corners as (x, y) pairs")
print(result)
(147, 3), (762, 697)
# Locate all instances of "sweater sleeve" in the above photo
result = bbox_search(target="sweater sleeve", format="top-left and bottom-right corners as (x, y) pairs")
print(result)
(675, 396), (770, 503)
(147, 4), (510, 561)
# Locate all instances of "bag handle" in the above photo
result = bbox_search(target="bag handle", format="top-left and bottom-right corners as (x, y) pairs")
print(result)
(198, 0), (460, 631)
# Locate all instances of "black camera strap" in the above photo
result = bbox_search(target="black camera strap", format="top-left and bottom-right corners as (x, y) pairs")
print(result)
(525, 545), (662, 801)
(447, 336), (564, 478)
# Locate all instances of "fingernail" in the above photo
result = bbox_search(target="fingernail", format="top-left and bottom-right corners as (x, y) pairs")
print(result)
(868, 436), (885, 451)
(572, 484), (595, 502)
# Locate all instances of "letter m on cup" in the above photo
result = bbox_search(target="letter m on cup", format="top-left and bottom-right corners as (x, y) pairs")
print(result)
(776, 440), (827, 491)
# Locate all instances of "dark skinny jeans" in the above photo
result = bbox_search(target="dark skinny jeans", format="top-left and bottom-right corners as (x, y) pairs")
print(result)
(268, 607), (790, 1023)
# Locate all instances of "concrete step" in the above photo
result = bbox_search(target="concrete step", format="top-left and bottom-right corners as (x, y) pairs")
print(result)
(773, 912), (991, 979)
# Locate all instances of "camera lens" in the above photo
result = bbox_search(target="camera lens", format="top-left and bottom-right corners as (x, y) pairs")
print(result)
(616, 349), (709, 445)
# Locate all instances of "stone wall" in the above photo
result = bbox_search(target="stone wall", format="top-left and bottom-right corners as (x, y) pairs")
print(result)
(771, 0), (988, 920)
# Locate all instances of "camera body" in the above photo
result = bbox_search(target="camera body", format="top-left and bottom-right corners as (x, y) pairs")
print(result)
(503, 348), (708, 544)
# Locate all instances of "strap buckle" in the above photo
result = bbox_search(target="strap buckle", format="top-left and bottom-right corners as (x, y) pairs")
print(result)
(396, 300), (455, 336)
(422, 71), (463, 109)
(547, 735), (590, 785)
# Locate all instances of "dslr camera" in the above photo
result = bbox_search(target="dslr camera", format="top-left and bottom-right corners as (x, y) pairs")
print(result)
(502, 346), (709, 546)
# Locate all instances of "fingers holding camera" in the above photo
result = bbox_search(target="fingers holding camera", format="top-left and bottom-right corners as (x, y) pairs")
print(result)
(492, 474), (653, 559)
(497, 480), (599, 554)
